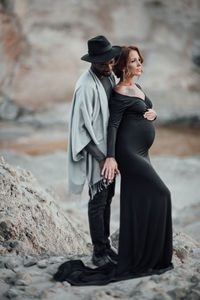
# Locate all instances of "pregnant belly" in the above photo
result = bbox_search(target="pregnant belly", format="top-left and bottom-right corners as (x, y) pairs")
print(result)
(116, 117), (155, 156)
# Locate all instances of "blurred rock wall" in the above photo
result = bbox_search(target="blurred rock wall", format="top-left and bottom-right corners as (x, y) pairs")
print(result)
(0, 0), (200, 120)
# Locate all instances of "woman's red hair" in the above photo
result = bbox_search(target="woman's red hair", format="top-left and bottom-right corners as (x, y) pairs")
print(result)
(113, 46), (144, 78)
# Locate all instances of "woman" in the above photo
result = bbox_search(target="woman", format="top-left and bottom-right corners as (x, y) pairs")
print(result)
(53, 46), (173, 285)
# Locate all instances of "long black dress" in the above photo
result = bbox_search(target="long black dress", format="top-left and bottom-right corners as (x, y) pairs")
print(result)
(53, 86), (173, 285)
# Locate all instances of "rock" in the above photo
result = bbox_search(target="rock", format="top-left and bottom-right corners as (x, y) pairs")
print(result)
(0, 279), (10, 296)
(0, 258), (5, 268)
(91, 290), (120, 300)
(4, 256), (22, 270)
(14, 271), (32, 286)
(0, 269), (15, 284)
(173, 231), (200, 264)
(37, 259), (48, 269)
(0, 8), (28, 106)
(105, 290), (125, 298)
(0, 150), (68, 202)
(151, 274), (163, 283)
(174, 247), (188, 262)
(5, 288), (19, 299)
(54, 282), (64, 288)
(23, 255), (37, 267)
(190, 275), (200, 284)
(168, 287), (189, 299)
(0, 0), (199, 123)
(39, 290), (52, 299)
(0, 95), (20, 121)
(48, 256), (65, 264)
(62, 281), (71, 287)
(0, 156), (90, 256)
(152, 293), (172, 300)
(24, 286), (40, 298)
(110, 229), (119, 250)
(189, 289), (200, 300)
(135, 279), (157, 292)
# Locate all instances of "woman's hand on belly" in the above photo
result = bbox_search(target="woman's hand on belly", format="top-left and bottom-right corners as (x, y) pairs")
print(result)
(143, 109), (157, 121)
(101, 157), (120, 183)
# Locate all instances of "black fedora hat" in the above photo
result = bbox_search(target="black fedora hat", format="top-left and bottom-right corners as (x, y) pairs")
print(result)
(81, 35), (121, 63)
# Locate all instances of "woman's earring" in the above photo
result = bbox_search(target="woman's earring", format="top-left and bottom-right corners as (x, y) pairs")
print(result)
(122, 70), (125, 81)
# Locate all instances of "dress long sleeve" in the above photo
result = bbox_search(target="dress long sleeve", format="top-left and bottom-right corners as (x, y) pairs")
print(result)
(107, 96), (127, 158)
(84, 140), (105, 162)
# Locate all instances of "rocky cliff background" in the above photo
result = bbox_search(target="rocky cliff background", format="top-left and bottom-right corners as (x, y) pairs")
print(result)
(0, 0), (200, 116)
(0, 0), (200, 156)
(0, 0), (200, 299)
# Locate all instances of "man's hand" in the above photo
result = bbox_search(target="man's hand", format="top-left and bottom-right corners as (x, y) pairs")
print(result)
(143, 109), (157, 121)
(101, 157), (120, 183)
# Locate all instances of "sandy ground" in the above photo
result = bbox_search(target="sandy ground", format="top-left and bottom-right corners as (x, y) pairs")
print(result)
(0, 148), (200, 299)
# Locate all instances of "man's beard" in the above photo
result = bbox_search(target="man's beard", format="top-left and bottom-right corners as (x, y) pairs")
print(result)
(103, 71), (112, 77)
(96, 70), (112, 77)
(91, 65), (111, 77)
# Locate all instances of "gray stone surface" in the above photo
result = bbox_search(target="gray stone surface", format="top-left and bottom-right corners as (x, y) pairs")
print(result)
(23, 256), (37, 267)
(0, 238), (199, 300)
(0, 95), (21, 121)
(37, 260), (48, 269)
(0, 0), (200, 124)
(0, 156), (90, 256)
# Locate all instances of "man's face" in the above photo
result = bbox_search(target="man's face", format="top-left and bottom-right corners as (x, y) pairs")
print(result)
(92, 58), (115, 77)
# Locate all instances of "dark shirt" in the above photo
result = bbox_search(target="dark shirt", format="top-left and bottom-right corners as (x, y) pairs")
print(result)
(99, 76), (113, 100)
(84, 75), (114, 162)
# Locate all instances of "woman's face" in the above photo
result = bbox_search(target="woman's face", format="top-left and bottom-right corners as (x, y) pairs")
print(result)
(126, 49), (142, 77)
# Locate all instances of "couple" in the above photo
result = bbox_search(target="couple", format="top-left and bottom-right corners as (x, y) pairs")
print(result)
(53, 35), (173, 285)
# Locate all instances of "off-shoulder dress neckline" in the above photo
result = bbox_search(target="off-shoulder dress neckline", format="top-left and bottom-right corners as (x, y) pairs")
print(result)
(113, 90), (146, 102)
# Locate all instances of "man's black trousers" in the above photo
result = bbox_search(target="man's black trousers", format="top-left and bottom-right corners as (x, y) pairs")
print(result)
(88, 181), (115, 255)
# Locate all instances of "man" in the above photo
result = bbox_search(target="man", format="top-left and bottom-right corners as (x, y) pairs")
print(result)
(67, 36), (121, 266)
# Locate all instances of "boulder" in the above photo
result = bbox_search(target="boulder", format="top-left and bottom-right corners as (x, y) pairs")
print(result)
(0, 0), (200, 122)
(0, 156), (90, 256)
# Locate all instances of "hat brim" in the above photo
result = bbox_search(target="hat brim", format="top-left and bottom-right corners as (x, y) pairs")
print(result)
(81, 46), (122, 63)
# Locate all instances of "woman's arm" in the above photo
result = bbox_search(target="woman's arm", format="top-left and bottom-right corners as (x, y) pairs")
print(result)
(84, 140), (105, 162)
(84, 140), (106, 174)
(101, 96), (126, 182)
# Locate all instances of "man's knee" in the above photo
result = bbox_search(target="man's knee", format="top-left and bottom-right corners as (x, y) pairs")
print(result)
(88, 189), (108, 211)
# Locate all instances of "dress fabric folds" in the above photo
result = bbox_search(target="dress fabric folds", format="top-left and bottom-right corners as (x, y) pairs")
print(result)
(53, 88), (173, 285)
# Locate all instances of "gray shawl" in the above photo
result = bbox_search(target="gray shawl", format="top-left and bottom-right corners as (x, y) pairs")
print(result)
(67, 68), (115, 197)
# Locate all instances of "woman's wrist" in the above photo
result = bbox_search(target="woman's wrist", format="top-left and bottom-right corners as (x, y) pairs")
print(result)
(106, 157), (116, 161)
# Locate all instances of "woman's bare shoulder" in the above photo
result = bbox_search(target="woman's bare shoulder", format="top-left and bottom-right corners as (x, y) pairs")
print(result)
(114, 83), (136, 97)
(114, 83), (126, 94)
